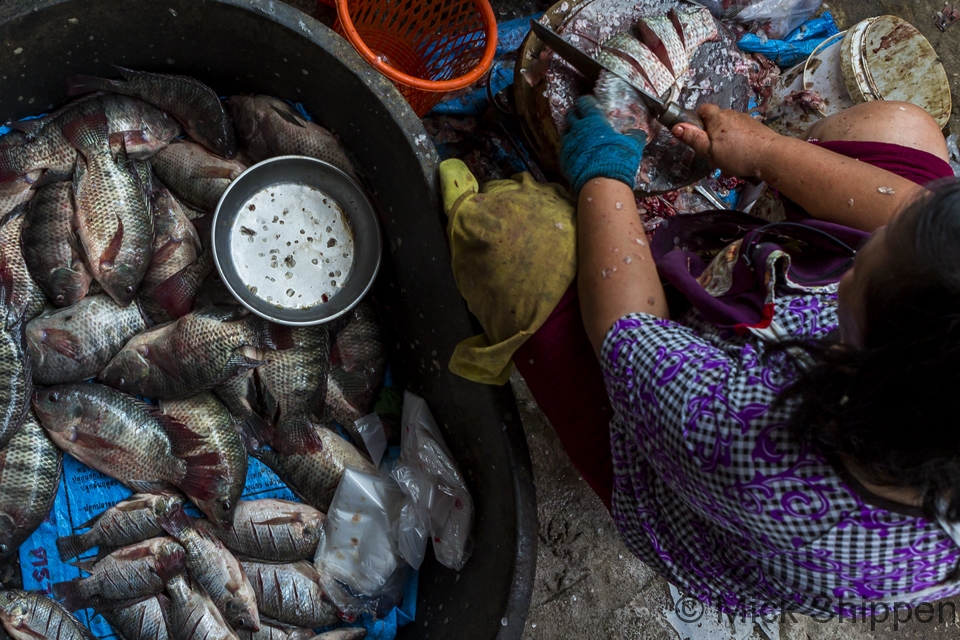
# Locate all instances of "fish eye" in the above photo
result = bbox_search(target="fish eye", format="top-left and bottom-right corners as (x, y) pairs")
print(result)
(117, 377), (126, 386)
(0, 543), (8, 554)
(55, 294), (64, 302)
(220, 499), (232, 511)
(48, 391), (60, 403)
(125, 285), (134, 294)
(236, 617), (247, 627)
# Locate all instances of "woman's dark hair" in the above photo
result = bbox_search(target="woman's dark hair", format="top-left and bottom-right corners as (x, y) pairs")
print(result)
(775, 179), (960, 522)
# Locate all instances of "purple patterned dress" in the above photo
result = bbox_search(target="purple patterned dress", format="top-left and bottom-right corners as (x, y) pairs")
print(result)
(601, 284), (960, 616)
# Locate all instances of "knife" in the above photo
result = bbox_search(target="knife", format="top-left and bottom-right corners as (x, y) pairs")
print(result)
(529, 20), (704, 130)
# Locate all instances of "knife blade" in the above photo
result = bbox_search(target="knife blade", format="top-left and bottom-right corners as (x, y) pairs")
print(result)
(529, 20), (703, 130)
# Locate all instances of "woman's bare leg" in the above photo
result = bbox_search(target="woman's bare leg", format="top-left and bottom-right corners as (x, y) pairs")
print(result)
(803, 100), (948, 161)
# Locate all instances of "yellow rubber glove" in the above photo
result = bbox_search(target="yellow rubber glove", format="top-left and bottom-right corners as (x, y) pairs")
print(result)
(441, 159), (577, 385)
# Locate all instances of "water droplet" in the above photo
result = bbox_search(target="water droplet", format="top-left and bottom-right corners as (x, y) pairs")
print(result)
(286, 289), (295, 297)
(311, 258), (319, 265)
(285, 272), (293, 279)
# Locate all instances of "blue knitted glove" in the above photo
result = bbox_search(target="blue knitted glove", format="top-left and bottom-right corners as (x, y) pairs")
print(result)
(559, 96), (647, 193)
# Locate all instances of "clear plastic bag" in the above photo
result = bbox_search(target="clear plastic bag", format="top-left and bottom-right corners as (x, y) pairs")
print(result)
(313, 468), (408, 618)
(354, 412), (388, 467)
(729, 0), (822, 39)
(947, 134), (960, 177)
(392, 392), (474, 571)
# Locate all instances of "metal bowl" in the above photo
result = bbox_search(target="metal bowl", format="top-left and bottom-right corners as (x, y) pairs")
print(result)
(211, 156), (382, 326)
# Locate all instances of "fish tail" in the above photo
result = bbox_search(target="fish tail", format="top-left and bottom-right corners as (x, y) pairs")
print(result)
(178, 457), (226, 502)
(155, 502), (192, 539)
(65, 74), (113, 97)
(272, 415), (325, 455)
(60, 110), (110, 152)
(237, 412), (274, 453)
(52, 579), (94, 611)
(254, 319), (296, 351)
(55, 533), (91, 561)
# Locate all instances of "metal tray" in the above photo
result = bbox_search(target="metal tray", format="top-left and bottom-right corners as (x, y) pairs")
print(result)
(212, 156), (381, 326)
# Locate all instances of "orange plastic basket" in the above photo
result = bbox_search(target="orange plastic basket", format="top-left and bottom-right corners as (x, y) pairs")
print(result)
(321, 0), (498, 116)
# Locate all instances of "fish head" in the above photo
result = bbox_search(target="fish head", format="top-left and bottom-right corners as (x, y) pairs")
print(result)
(0, 513), (17, 560)
(224, 595), (260, 631)
(0, 590), (29, 622)
(195, 495), (237, 530)
(100, 264), (141, 306)
(98, 349), (150, 393)
(188, 114), (238, 161)
(145, 109), (182, 147)
(301, 511), (325, 541)
(153, 493), (185, 516)
(31, 387), (85, 432)
(46, 266), (92, 307)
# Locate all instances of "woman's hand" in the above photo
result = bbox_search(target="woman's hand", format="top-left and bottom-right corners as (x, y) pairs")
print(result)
(560, 96), (647, 193)
(671, 103), (780, 178)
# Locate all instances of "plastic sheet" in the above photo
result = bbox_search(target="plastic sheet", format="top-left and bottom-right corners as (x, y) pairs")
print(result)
(737, 12), (838, 67)
(710, 0), (822, 39)
(392, 392), (474, 571)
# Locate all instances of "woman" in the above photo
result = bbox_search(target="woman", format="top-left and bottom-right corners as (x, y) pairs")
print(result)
(516, 97), (960, 617)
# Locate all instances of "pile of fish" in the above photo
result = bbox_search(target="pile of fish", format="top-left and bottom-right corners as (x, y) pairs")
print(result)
(0, 67), (388, 640)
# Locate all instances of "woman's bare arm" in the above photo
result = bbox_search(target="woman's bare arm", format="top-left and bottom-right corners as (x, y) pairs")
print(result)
(578, 177), (668, 355)
(673, 104), (926, 232)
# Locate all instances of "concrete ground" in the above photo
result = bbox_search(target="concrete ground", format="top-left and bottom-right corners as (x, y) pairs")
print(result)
(496, 1), (960, 640)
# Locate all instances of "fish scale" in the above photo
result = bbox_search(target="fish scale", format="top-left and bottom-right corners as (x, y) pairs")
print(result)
(99, 306), (274, 400)
(0, 590), (95, 640)
(55, 494), (185, 561)
(0, 324), (32, 450)
(66, 66), (236, 159)
(673, 5), (720, 58)
(192, 499), (324, 563)
(101, 595), (171, 640)
(638, 14), (689, 81)
(237, 560), (339, 629)
(159, 394), (247, 528)
(164, 574), (240, 640)
(20, 181), (93, 308)
(0, 413), (61, 561)
(151, 141), (246, 212)
(0, 207), (48, 328)
(256, 325), (330, 455)
(227, 95), (357, 178)
(65, 112), (154, 307)
(31, 383), (189, 495)
(26, 294), (147, 386)
(600, 32), (675, 96)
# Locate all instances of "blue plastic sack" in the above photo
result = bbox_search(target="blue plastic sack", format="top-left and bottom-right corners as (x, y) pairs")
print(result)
(737, 12), (839, 68)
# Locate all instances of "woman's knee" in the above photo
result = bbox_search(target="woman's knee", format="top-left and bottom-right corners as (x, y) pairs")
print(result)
(802, 101), (948, 161)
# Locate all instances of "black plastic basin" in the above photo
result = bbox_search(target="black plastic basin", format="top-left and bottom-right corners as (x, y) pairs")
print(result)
(0, 1), (536, 638)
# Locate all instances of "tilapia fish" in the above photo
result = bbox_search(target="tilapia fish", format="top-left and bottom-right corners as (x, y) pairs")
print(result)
(163, 573), (240, 640)
(0, 320), (32, 450)
(55, 493), (185, 561)
(0, 94), (180, 184)
(159, 394), (247, 528)
(0, 170), (41, 219)
(157, 504), (260, 632)
(53, 537), (186, 611)
(0, 413), (61, 561)
(0, 590), (95, 640)
(236, 620), (315, 640)
(67, 66), (237, 159)
(323, 302), (387, 445)
(100, 306), (280, 399)
(63, 111), (154, 306)
(256, 325), (330, 455)
(0, 207), (48, 329)
(192, 499), (324, 563)
(151, 140), (246, 212)
(238, 560), (338, 629)
(140, 185), (204, 323)
(20, 181), (93, 308)
(100, 595), (171, 640)
(32, 383), (219, 498)
(242, 419), (375, 513)
(26, 294), (147, 386)
(227, 96), (357, 178)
